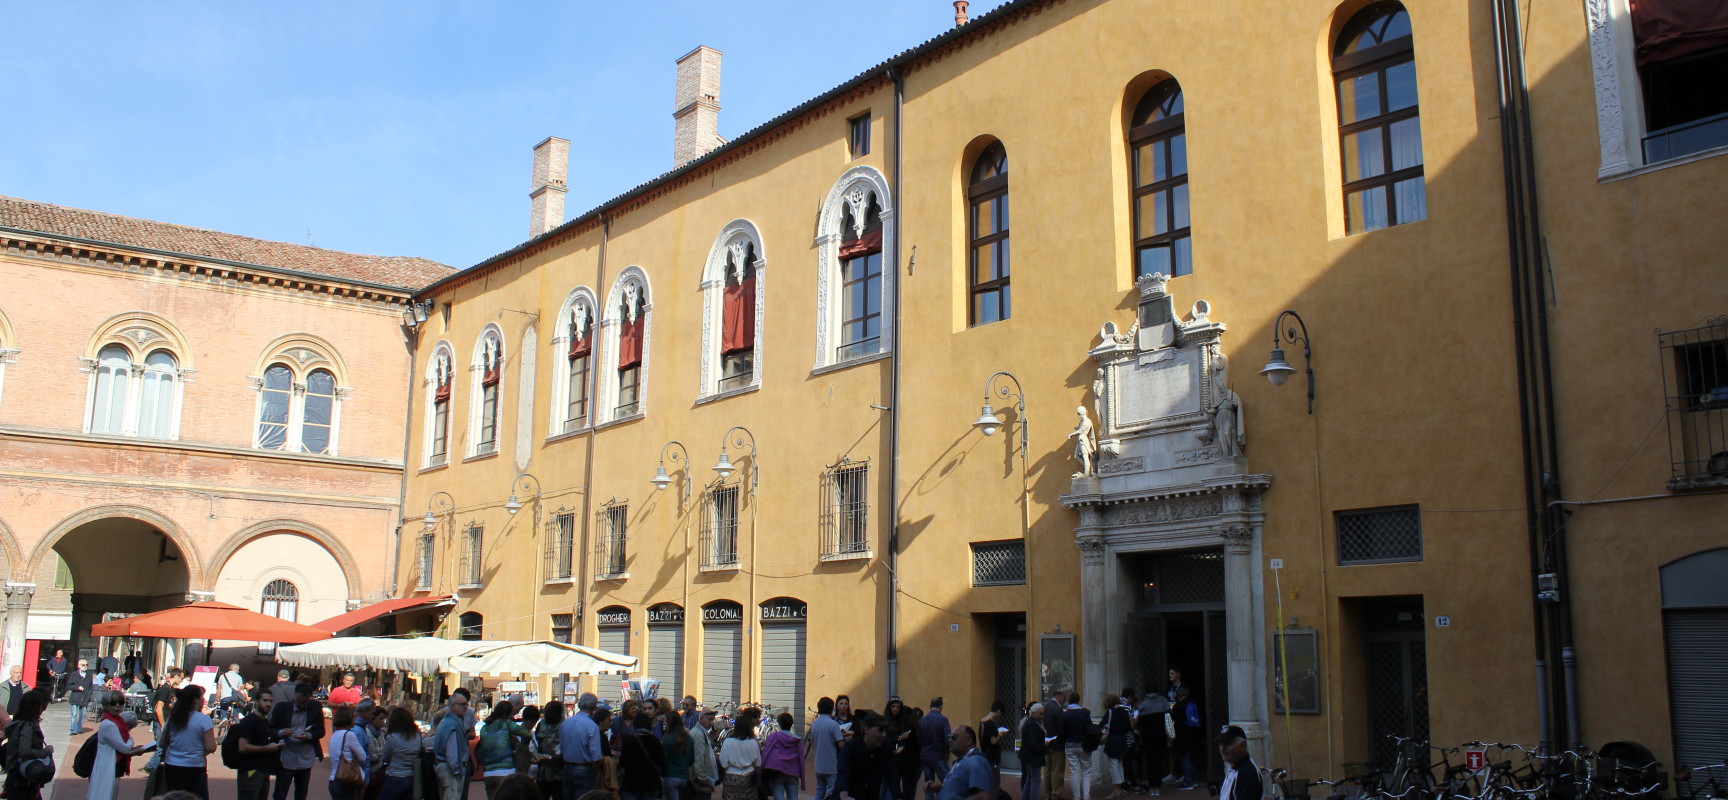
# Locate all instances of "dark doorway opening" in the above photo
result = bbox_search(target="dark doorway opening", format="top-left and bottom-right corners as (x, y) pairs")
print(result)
(1125, 548), (1228, 786)
(1361, 596), (1429, 766)
(982, 612), (1027, 770)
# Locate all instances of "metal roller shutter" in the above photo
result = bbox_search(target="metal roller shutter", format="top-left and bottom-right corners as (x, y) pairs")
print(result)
(650, 625), (685, 702)
(598, 626), (631, 658)
(1665, 609), (1728, 768)
(702, 622), (741, 705)
(760, 622), (807, 731)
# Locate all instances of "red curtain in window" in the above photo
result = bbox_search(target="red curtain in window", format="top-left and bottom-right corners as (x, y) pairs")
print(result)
(617, 318), (643, 368)
(1631, 0), (1728, 64)
(482, 366), (500, 387)
(434, 381), (451, 402)
(568, 333), (592, 359)
(722, 276), (756, 354)
(838, 229), (883, 259)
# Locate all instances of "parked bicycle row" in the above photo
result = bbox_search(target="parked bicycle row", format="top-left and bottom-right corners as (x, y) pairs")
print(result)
(1273, 736), (1675, 800)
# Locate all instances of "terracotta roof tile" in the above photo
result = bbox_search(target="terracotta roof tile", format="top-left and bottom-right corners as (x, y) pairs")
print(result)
(0, 195), (453, 290)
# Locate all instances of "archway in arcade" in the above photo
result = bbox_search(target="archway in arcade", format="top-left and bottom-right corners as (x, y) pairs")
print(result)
(210, 532), (350, 682)
(53, 517), (191, 683)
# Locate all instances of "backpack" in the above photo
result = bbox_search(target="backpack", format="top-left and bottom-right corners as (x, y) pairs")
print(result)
(1081, 715), (1103, 753)
(72, 735), (99, 779)
(1182, 701), (1202, 729)
(221, 720), (247, 769)
(476, 722), (511, 766)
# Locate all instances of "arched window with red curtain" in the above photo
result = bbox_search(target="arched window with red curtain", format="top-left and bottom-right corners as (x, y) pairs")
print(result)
(720, 241), (757, 391)
(565, 303), (593, 431)
(616, 288), (645, 417)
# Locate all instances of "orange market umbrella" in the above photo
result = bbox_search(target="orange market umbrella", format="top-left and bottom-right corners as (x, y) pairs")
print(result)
(90, 601), (333, 644)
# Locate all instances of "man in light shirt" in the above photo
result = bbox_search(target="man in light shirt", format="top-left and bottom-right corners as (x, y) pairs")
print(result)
(558, 692), (603, 800)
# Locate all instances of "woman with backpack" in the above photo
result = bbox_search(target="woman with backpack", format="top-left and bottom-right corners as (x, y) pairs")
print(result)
(533, 700), (565, 800)
(760, 712), (805, 800)
(1171, 687), (1203, 790)
(474, 701), (524, 799)
(4, 689), (53, 800)
(87, 689), (149, 800)
(161, 684), (216, 799)
(328, 703), (371, 800)
(1134, 685), (1169, 797)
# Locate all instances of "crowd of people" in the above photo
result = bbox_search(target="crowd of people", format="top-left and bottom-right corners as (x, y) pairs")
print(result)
(0, 662), (1263, 800)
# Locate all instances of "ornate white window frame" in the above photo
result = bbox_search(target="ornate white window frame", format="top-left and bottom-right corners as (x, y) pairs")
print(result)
(468, 325), (506, 457)
(78, 313), (194, 441)
(597, 267), (652, 427)
(247, 335), (351, 456)
(699, 220), (767, 400)
(549, 287), (599, 437)
(1585, 0), (1648, 178)
(0, 307), (16, 412)
(423, 343), (455, 468)
(814, 166), (895, 371)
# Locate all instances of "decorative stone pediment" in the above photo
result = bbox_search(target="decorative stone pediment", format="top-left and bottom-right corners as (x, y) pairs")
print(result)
(119, 327), (163, 347)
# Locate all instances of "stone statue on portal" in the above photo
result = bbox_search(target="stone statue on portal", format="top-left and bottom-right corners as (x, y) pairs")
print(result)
(1068, 405), (1098, 478)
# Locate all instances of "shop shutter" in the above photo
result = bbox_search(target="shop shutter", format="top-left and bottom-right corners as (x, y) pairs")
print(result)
(702, 622), (741, 706)
(650, 624), (685, 702)
(759, 622), (807, 731)
(599, 626), (631, 659)
(1665, 609), (1728, 768)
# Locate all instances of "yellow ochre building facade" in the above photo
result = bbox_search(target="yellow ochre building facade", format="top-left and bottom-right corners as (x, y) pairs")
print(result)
(397, 0), (1728, 781)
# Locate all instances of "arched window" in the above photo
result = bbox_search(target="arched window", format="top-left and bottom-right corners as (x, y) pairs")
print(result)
(815, 167), (895, 369)
(257, 364), (293, 449)
(136, 351), (178, 438)
(968, 141), (1010, 325)
(302, 369), (336, 455)
(0, 307), (16, 412)
(1333, 2), (1425, 233)
(700, 222), (766, 398)
(90, 345), (132, 435)
(552, 290), (597, 435)
(1129, 79), (1191, 278)
(427, 346), (453, 465)
(598, 269), (652, 425)
(458, 611), (484, 641)
(470, 328), (504, 455)
(251, 336), (349, 455)
(258, 578), (298, 656)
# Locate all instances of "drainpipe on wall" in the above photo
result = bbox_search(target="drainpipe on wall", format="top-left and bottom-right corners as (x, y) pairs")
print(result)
(392, 301), (421, 597)
(885, 65), (906, 699)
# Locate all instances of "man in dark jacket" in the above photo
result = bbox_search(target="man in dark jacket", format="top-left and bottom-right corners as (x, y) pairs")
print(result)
(843, 716), (893, 800)
(1216, 726), (1261, 800)
(1058, 697), (1095, 800)
(65, 659), (92, 734)
(917, 698), (952, 800)
(1041, 689), (1068, 800)
(269, 683), (326, 800)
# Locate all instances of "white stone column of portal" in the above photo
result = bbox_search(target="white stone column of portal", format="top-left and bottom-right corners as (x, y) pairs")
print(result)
(2, 583), (36, 673)
(1076, 505), (1108, 708)
(1221, 527), (1266, 747)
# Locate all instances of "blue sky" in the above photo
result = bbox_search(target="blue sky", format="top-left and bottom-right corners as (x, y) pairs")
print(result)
(0, 1), (1010, 269)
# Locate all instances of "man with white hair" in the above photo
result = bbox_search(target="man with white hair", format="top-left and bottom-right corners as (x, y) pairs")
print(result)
(558, 692), (604, 800)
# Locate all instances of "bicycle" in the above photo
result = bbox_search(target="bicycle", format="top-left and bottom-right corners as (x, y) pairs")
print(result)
(1675, 763), (1727, 800)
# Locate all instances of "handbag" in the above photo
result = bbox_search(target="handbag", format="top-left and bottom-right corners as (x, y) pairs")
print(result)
(1163, 712), (1176, 741)
(336, 731), (367, 788)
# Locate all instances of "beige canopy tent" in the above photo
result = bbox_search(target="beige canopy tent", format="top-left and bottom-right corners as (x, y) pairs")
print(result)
(275, 636), (638, 676)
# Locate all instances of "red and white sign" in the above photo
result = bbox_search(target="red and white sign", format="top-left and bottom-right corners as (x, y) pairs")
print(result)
(1465, 749), (1486, 771)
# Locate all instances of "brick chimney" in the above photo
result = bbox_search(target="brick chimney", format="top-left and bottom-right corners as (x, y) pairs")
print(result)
(673, 46), (723, 167)
(530, 136), (569, 238)
(954, 1), (969, 25)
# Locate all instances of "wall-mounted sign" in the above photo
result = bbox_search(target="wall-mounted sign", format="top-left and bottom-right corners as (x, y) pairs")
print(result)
(596, 607), (631, 627)
(759, 597), (808, 622)
(702, 601), (744, 623)
(647, 603), (685, 624)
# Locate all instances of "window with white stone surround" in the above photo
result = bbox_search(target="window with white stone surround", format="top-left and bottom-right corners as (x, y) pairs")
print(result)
(250, 336), (350, 456)
(425, 343), (454, 467)
(80, 313), (194, 440)
(1585, 0), (1728, 177)
(550, 287), (598, 436)
(0, 307), (16, 411)
(814, 166), (895, 371)
(469, 325), (505, 457)
(700, 221), (766, 399)
(597, 267), (652, 426)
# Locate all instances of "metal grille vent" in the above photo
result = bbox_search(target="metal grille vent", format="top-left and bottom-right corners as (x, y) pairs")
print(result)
(972, 540), (1027, 586)
(1337, 506), (1422, 564)
(821, 460), (871, 560)
(1659, 318), (1728, 489)
(550, 613), (574, 644)
(1157, 551), (1226, 605)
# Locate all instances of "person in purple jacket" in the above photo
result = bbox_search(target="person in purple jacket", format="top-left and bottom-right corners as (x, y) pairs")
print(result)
(761, 712), (806, 800)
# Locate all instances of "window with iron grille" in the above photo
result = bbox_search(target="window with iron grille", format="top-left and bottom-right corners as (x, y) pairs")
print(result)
(258, 578), (298, 656)
(972, 540), (1027, 586)
(1336, 505), (1422, 564)
(1659, 317), (1728, 489)
(700, 484), (740, 570)
(596, 503), (628, 579)
(460, 523), (484, 586)
(416, 534), (434, 590)
(550, 613), (574, 645)
(821, 460), (871, 560)
(545, 512), (575, 581)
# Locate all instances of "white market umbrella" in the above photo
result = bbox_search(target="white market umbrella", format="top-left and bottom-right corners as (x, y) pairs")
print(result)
(445, 641), (638, 677)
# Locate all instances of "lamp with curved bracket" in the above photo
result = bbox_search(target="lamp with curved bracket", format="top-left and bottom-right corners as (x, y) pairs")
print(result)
(1261, 310), (1315, 414)
(422, 491), (455, 529)
(503, 473), (543, 516)
(714, 426), (759, 493)
(651, 441), (693, 507)
(974, 371), (1029, 459)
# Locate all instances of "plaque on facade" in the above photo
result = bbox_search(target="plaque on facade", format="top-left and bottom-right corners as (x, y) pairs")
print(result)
(596, 606), (631, 627)
(702, 600), (743, 622)
(647, 603), (685, 624)
(759, 597), (807, 621)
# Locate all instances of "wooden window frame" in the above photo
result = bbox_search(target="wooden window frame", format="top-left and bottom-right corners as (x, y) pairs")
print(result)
(849, 114), (872, 158)
(1129, 83), (1192, 279)
(1333, 4), (1424, 233)
(968, 143), (1010, 327)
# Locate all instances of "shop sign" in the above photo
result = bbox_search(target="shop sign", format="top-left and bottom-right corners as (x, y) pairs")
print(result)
(647, 604), (685, 624)
(596, 607), (631, 627)
(702, 601), (744, 622)
(759, 597), (808, 621)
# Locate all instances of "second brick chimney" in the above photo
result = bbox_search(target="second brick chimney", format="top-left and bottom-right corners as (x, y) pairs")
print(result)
(673, 46), (723, 167)
(955, 1), (970, 25)
(530, 136), (569, 239)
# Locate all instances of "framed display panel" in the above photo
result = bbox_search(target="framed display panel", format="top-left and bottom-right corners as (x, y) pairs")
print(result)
(1039, 633), (1076, 699)
(1272, 628), (1321, 714)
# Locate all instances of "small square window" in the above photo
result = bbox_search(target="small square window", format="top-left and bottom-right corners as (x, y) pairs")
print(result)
(1335, 506), (1422, 565)
(849, 114), (871, 158)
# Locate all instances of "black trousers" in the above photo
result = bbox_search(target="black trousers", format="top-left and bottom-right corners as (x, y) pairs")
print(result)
(274, 767), (314, 800)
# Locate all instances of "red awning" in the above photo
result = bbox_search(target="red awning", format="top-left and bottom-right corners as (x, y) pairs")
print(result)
(311, 596), (452, 634)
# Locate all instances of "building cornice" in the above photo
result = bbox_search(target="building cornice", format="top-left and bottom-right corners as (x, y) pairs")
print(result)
(0, 424), (405, 472)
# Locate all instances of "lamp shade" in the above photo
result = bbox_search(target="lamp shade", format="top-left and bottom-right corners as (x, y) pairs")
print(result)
(973, 403), (1003, 436)
(713, 451), (735, 480)
(1261, 348), (1296, 387)
(651, 466), (672, 490)
(422, 510), (438, 527)
(504, 495), (522, 515)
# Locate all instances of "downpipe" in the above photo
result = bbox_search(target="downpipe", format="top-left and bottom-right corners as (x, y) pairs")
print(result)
(884, 65), (906, 699)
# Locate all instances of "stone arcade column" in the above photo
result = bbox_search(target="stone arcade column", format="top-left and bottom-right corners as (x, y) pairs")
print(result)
(1076, 505), (1109, 706)
(3, 583), (35, 672)
(1221, 526), (1267, 756)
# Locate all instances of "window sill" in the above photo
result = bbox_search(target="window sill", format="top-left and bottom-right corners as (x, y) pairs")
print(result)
(811, 350), (892, 377)
(543, 577), (576, 586)
(462, 451), (500, 464)
(594, 572), (630, 582)
(419, 462), (449, 475)
(820, 550), (873, 563)
(1601, 142), (1728, 183)
(699, 562), (740, 574)
(594, 412), (645, 431)
(696, 383), (761, 406)
(458, 583), (483, 590)
(545, 427), (590, 445)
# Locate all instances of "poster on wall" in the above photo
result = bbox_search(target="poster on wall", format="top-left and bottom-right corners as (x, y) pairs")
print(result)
(1272, 629), (1321, 714)
(1038, 634), (1075, 699)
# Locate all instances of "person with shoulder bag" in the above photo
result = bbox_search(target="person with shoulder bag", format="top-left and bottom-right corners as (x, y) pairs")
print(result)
(160, 684), (217, 800)
(474, 701), (521, 799)
(619, 711), (667, 800)
(330, 704), (372, 800)
(86, 690), (150, 800)
(4, 690), (54, 800)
